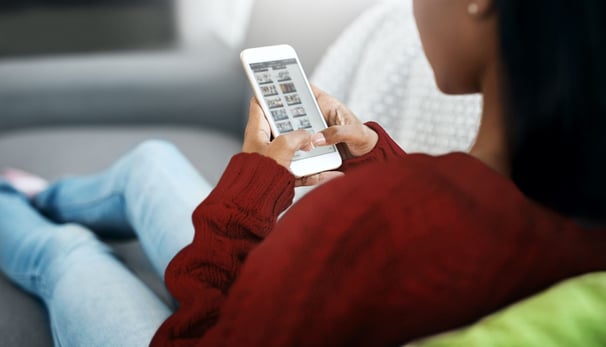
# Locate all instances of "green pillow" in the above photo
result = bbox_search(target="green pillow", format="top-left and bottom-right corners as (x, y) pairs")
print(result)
(410, 272), (606, 347)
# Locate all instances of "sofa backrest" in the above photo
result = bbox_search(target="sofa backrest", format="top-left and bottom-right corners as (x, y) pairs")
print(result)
(0, 1), (377, 136)
(244, 0), (377, 74)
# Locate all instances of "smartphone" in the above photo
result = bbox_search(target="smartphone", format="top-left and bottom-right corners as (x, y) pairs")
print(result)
(240, 44), (342, 177)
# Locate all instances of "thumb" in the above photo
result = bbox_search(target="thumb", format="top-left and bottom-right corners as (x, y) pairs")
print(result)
(275, 129), (314, 153)
(312, 124), (378, 158)
(266, 130), (313, 168)
(313, 125), (357, 146)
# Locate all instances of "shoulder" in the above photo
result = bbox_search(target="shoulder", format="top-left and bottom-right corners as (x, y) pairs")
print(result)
(287, 153), (566, 234)
(271, 153), (584, 289)
(333, 152), (523, 209)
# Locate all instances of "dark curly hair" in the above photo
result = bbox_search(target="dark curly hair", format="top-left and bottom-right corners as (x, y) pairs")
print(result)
(496, 0), (606, 223)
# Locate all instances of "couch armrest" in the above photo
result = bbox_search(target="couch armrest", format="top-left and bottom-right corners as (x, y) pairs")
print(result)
(0, 35), (247, 136)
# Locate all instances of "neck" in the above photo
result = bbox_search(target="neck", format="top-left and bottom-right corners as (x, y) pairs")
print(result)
(469, 63), (510, 177)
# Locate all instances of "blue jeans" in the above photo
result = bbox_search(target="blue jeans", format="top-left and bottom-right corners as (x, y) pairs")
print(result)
(0, 140), (213, 346)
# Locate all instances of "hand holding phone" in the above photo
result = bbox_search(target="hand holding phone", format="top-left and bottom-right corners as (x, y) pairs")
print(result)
(243, 99), (345, 187)
(242, 99), (313, 167)
(241, 45), (342, 177)
(310, 86), (379, 160)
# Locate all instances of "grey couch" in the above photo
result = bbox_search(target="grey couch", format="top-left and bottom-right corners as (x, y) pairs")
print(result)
(0, 0), (376, 345)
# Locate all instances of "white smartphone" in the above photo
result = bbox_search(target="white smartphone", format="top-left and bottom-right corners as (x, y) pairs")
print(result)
(240, 44), (342, 177)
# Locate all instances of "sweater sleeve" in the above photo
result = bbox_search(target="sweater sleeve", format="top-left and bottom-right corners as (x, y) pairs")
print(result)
(340, 121), (408, 173)
(151, 152), (296, 347)
(150, 122), (404, 346)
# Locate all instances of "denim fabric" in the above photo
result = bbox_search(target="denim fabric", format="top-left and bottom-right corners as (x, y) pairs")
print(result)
(0, 140), (212, 346)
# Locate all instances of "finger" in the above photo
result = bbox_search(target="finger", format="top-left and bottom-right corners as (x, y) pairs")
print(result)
(247, 98), (271, 139)
(328, 108), (347, 127)
(274, 130), (313, 153)
(310, 84), (325, 99)
(295, 171), (345, 187)
(315, 98), (354, 128)
(313, 125), (360, 146)
(320, 125), (378, 158)
(311, 85), (342, 124)
(267, 130), (313, 168)
(314, 93), (338, 121)
(243, 98), (271, 152)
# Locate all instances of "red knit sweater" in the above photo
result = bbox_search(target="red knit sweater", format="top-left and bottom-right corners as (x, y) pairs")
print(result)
(151, 123), (606, 346)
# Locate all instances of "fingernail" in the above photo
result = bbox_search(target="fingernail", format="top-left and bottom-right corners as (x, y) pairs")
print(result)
(312, 133), (327, 146)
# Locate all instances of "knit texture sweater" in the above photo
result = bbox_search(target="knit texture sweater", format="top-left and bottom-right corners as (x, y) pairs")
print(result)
(151, 123), (606, 346)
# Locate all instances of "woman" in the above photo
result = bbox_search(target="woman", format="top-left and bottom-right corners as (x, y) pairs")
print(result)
(1, 0), (605, 346)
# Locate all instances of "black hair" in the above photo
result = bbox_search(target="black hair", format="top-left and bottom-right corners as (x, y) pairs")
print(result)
(495, 0), (606, 223)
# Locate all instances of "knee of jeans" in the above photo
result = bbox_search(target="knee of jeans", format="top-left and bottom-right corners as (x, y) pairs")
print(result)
(41, 225), (110, 271)
(35, 224), (112, 297)
(46, 224), (108, 256)
(125, 140), (184, 175)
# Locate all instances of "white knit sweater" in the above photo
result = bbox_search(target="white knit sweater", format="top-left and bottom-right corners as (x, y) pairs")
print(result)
(311, 0), (482, 155)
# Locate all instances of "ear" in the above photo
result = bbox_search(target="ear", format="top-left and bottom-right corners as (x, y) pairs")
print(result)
(468, 0), (495, 18)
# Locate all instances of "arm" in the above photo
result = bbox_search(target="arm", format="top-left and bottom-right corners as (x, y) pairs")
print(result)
(340, 121), (407, 172)
(151, 153), (295, 346)
(151, 99), (315, 346)
(151, 93), (408, 345)
(311, 86), (407, 175)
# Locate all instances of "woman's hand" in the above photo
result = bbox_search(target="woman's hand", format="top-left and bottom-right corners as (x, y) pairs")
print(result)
(311, 86), (379, 160)
(242, 99), (343, 187)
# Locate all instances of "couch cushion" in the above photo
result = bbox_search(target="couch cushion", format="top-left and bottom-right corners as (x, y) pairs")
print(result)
(410, 272), (606, 347)
(0, 125), (242, 183)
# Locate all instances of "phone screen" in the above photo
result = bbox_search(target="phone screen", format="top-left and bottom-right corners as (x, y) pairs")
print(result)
(250, 58), (337, 161)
